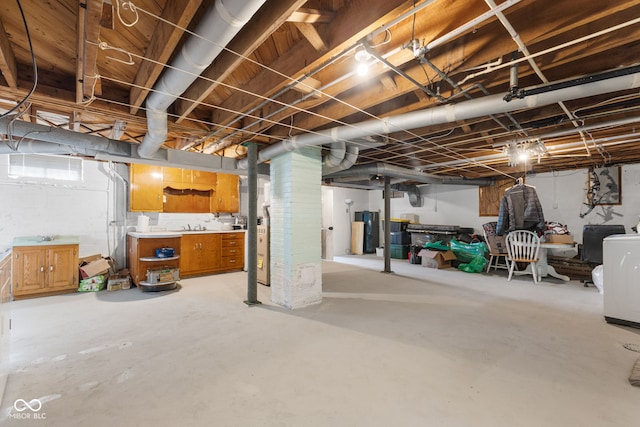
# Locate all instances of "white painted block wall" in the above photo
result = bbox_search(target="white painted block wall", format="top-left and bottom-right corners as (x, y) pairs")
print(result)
(269, 147), (322, 309)
(0, 155), (128, 266)
(330, 165), (640, 257)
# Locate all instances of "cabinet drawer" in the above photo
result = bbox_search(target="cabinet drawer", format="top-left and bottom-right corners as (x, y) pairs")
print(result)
(220, 256), (242, 269)
(221, 238), (243, 248)
(221, 246), (241, 256)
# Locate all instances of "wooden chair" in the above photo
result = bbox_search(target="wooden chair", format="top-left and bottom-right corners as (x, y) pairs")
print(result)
(506, 230), (541, 284)
(482, 222), (510, 272)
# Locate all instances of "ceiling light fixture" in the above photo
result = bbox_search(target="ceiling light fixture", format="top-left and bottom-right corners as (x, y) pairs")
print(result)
(504, 139), (547, 167)
(355, 46), (372, 76)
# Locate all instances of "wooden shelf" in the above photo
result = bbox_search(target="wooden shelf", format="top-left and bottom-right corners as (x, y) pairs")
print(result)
(139, 256), (180, 262)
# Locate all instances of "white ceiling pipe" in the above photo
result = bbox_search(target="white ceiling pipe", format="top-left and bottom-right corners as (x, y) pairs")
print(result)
(137, 0), (266, 159)
(0, 117), (131, 156)
(239, 68), (640, 169)
(0, 140), (98, 155)
(323, 144), (359, 175)
(324, 163), (493, 186)
(323, 139), (346, 168)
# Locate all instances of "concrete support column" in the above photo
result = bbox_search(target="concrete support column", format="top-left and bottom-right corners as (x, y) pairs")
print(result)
(269, 146), (322, 309)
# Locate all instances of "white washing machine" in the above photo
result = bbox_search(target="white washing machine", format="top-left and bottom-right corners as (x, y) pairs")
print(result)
(603, 234), (640, 328)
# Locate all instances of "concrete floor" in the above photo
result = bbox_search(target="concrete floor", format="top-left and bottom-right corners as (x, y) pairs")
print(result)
(1, 255), (639, 426)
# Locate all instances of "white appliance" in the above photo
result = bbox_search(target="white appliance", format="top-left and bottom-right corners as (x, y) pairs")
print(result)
(603, 234), (640, 328)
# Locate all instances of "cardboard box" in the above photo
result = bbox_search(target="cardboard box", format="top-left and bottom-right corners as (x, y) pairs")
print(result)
(545, 234), (574, 244)
(485, 233), (508, 253)
(418, 249), (457, 269)
(79, 257), (111, 279)
(78, 274), (106, 292)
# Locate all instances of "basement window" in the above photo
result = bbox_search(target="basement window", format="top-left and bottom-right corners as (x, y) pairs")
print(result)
(8, 154), (83, 182)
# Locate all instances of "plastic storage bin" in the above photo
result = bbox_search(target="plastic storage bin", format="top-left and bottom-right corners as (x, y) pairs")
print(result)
(382, 219), (410, 232)
(390, 231), (409, 245)
(390, 244), (410, 259)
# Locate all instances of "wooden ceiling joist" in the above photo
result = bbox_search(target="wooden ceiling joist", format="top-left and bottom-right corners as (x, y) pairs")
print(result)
(76, 0), (104, 104)
(174, 0), (308, 123)
(128, 0), (203, 114)
(0, 18), (17, 88)
(287, 8), (336, 24)
(294, 22), (328, 53)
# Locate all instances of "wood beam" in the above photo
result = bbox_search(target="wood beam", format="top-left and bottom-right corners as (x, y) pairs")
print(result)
(129, 0), (203, 114)
(175, 0), (307, 123)
(0, 18), (18, 88)
(210, 0), (413, 128)
(287, 8), (336, 24)
(76, 0), (103, 104)
(294, 22), (328, 53)
(380, 75), (397, 92)
(291, 75), (323, 98)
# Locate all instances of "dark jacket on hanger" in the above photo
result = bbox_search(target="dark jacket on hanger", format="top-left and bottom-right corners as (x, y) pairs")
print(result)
(496, 184), (545, 235)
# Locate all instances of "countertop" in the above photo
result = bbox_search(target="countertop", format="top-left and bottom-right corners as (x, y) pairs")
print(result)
(12, 235), (81, 247)
(128, 230), (246, 238)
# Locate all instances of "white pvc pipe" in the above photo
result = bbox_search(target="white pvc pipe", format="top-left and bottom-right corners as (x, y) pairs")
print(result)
(241, 70), (640, 168)
(138, 0), (266, 159)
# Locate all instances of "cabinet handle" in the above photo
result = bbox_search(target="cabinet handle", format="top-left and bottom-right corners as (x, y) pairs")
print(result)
(40, 266), (44, 272)
(50, 265), (54, 272)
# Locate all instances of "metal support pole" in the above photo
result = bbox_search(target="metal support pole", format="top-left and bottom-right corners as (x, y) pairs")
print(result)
(383, 175), (393, 273)
(245, 142), (261, 306)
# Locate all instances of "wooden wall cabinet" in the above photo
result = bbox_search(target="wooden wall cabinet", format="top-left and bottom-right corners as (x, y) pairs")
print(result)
(12, 244), (79, 299)
(127, 235), (181, 286)
(213, 174), (239, 213)
(130, 165), (236, 213)
(130, 164), (164, 212)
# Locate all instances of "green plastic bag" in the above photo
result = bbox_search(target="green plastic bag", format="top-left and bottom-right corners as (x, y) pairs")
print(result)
(457, 255), (487, 273)
(422, 240), (450, 251)
(449, 239), (487, 263)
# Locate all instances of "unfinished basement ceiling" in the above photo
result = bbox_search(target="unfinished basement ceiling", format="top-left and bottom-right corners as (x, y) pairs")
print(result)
(0, 0), (639, 180)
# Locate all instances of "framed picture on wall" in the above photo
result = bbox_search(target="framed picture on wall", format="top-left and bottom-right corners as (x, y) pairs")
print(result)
(588, 166), (621, 205)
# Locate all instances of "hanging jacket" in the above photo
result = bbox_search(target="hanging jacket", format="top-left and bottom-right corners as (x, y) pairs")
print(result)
(496, 184), (545, 235)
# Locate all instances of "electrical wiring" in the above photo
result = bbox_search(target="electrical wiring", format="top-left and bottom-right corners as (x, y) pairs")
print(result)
(0, 0), (37, 121)
(97, 1), (514, 177)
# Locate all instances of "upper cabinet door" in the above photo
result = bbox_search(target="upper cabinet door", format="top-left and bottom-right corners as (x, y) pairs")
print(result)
(214, 174), (239, 213)
(163, 167), (186, 189)
(191, 170), (217, 192)
(130, 164), (164, 212)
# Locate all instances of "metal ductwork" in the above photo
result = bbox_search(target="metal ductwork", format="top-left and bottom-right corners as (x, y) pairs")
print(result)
(137, 0), (266, 159)
(323, 143), (359, 175)
(238, 66), (640, 169)
(324, 163), (493, 186)
(0, 117), (132, 157)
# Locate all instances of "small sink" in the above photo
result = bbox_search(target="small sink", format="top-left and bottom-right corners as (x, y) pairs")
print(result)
(40, 235), (56, 241)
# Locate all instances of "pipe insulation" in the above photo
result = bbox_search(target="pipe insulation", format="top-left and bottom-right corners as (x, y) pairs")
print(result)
(239, 67), (640, 168)
(323, 143), (359, 175)
(137, 0), (266, 159)
(324, 163), (493, 186)
(0, 117), (131, 156)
